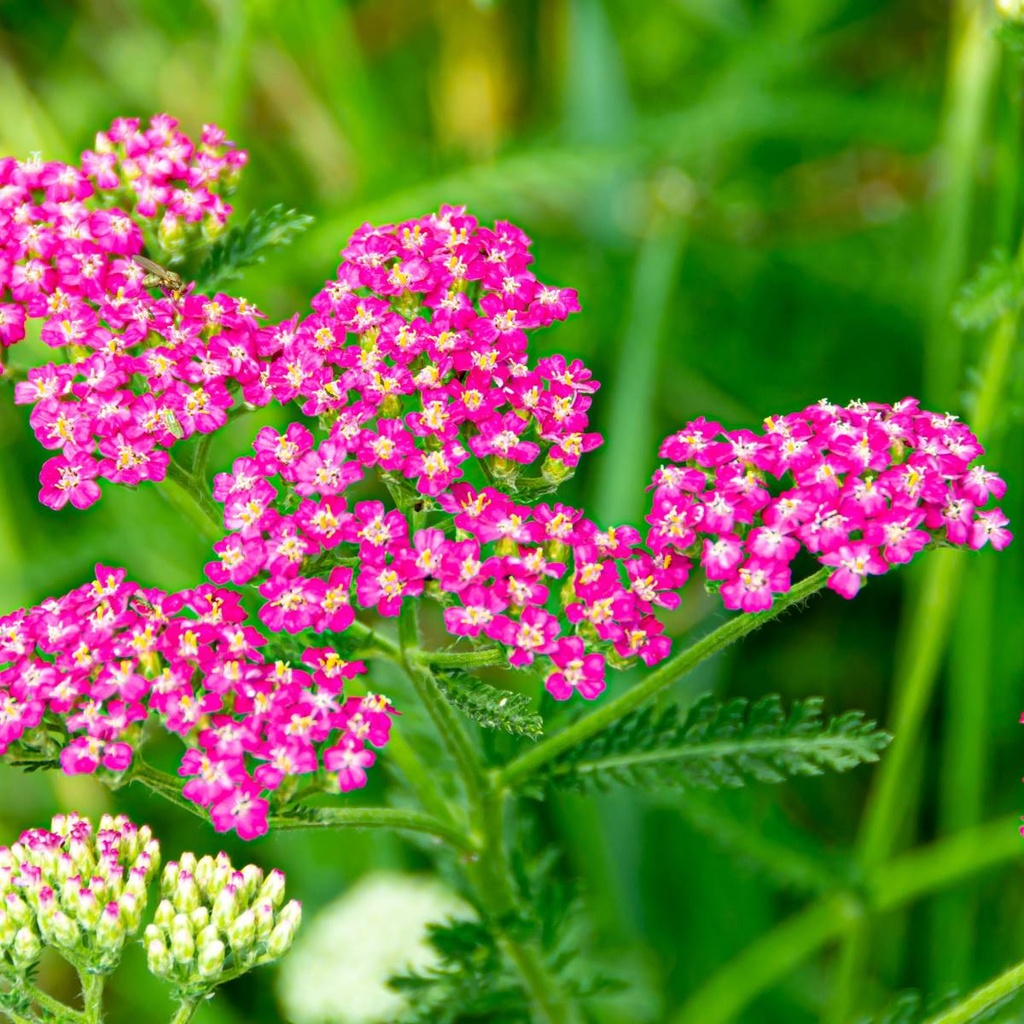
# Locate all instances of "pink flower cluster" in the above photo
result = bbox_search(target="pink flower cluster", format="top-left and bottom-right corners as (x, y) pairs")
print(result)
(1, 115), (256, 510)
(259, 207), (597, 490)
(648, 398), (1011, 610)
(10, 162), (596, 515)
(0, 566), (395, 840)
(208, 424), (687, 700)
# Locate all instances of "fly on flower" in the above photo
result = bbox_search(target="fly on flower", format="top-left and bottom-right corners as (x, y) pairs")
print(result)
(132, 255), (185, 299)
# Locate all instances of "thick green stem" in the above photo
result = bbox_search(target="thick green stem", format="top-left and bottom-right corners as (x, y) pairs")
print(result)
(79, 973), (103, 1024)
(464, 784), (582, 1024)
(499, 568), (831, 789)
(834, 156), (1023, 1024)
(925, 958), (1024, 1024)
(168, 997), (202, 1024)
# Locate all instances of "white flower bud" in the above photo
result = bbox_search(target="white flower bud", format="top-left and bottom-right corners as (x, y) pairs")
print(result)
(45, 909), (80, 951)
(146, 937), (173, 978)
(226, 909), (255, 951)
(96, 902), (125, 958)
(197, 938), (226, 979)
(257, 870), (286, 910)
(10, 927), (42, 969)
(211, 886), (239, 932)
(240, 865), (263, 901)
(189, 907), (210, 933)
(170, 915), (195, 963)
(253, 900), (275, 942)
(160, 862), (180, 899)
(154, 899), (176, 928)
(172, 872), (200, 914)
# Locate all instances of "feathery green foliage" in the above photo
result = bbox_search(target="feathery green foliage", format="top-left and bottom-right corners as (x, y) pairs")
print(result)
(194, 204), (314, 292)
(390, 920), (530, 1024)
(542, 694), (891, 793)
(435, 671), (544, 739)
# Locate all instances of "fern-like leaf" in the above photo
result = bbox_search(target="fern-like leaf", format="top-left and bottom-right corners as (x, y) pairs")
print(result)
(436, 671), (543, 739)
(195, 204), (314, 292)
(952, 249), (1024, 330)
(542, 694), (890, 793)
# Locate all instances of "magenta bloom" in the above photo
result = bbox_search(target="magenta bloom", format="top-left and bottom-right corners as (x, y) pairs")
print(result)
(38, 453), (101, 510)
(546, 637), (606, 701)
(721, 559), (792, 613)
(210, 783), (269, 841)
(821, 543), (889, 599)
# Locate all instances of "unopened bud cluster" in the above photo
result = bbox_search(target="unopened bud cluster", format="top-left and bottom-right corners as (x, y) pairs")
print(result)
(144, 852), (301, 998)
(0, 813), (159, 974)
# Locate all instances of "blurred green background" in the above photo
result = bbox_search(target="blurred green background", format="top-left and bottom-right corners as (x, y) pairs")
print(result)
(0, 0), (1023, 1021)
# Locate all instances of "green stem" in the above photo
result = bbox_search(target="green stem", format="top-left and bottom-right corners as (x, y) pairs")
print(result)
(158, 461), (222, 544)
(925, 958), (1024, 1024)
(673, 814), (1022, 1023)
(499, 568), (831, 789)
(0, 975), (85, 1024)
(129, 760), (212, 824)
(270, 804), (474, 852)
(410, 647), (505, 669)
(399, 605), (483, 810)
(464, 784), (582, 1024)
(340, 618), (402, 660)
(168, 997), (202, 1024)
(191, 432), (215, 481)
(857, 550), (964, 869)
(79, 974), (103, 1024)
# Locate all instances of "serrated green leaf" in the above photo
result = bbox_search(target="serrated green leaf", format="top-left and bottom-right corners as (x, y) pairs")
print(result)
(195, 204), (314, 292)
(952, 249), (1024, 330)
(436, 671), (543, 739)
(542, 694), (891, 793)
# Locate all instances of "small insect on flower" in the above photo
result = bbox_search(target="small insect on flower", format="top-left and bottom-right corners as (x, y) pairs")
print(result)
(132, 255), (185, 299)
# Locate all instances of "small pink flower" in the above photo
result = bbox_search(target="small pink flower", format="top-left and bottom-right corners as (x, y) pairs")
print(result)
(821, 543), (889, 599)
(545, 637), (606, 701)
(210, 783), (269, 840)
(969, 508), (1013, 551)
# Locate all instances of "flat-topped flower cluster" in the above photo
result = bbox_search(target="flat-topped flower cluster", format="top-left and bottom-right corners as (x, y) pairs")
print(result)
(3, 115), (596, 513)
(0, 566), (394, 839)
(648, 398), (1011, 610)
(0, 113), (1013, 841)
